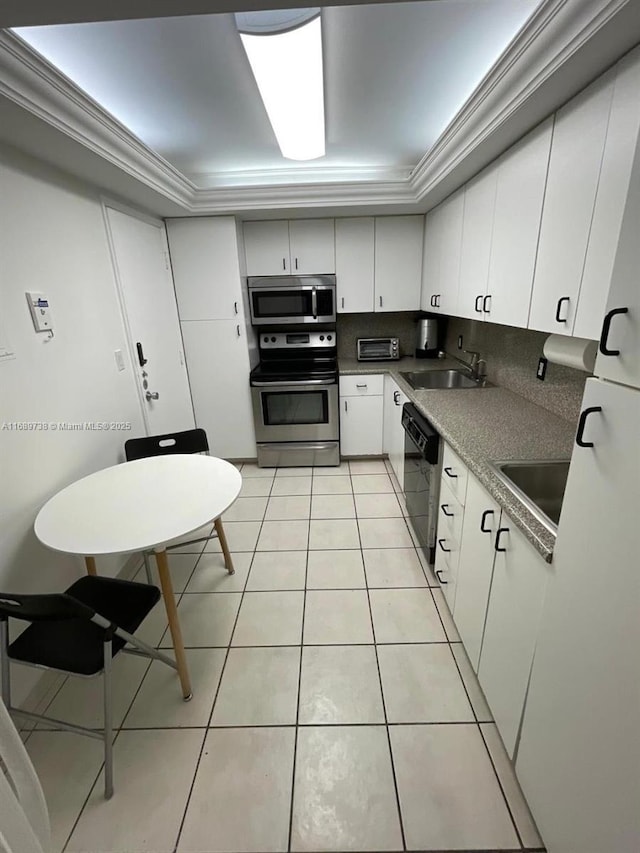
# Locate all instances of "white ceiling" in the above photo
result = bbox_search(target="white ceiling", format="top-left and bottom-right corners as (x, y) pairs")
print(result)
(13, 1), (539, 190)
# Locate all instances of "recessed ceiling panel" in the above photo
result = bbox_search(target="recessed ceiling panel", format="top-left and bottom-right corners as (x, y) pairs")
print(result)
(13, 0), (539, 187)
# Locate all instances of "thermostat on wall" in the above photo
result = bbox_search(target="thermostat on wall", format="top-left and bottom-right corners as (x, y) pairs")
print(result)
(26, 291), (53, 333)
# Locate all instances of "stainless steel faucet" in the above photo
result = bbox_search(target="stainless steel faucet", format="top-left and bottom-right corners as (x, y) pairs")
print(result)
(462, 349), (487, 381)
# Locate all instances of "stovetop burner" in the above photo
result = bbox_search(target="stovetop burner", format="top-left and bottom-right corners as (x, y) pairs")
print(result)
(251, 328), (337, 385)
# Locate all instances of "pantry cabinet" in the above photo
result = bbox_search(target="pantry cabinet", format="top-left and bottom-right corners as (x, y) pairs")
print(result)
(243, 219), (335, 276)
(382, 375), (408, 489)
(339, 375), (384, 456)
(528, 72), (615, 335)
(477, 515), (551, 758)
(335, 217), (375, 313)
(374, 216), (423, 312)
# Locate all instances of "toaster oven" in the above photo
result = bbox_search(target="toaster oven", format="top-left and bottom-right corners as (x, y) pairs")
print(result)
(357, 338), (400, 361)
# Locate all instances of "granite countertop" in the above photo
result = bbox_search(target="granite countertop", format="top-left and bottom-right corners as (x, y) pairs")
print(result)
(338, 356), (575, 562)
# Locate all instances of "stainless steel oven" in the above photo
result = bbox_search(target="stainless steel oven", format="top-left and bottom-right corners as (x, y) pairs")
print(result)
(402, 402), (442, 564)
(250, 331), (339, 467)
(248, 276), (336, 326)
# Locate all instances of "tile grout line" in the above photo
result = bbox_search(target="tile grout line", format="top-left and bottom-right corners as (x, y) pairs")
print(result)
(352, 461), (408, 852)
(172, 464), (274, 853)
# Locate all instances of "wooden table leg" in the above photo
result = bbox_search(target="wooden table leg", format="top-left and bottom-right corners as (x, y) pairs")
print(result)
(154, 549), (192, 700)
(85, 556), (97, 576)
(214, 518), (235, 575)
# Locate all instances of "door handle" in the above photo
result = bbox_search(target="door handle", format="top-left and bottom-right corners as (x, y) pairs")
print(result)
(440, 504), (454, 517)
(444, 467), (458, 479)
(393, 391), (400, 405)
(480, 509), (494, 533)
(483, 294), (491, 314)
(436, 294), (441, 308)
(234, 301), (238, 315)
(576, 406), (602, 448)
(379, 295), (383, 308)
(495, 526), (509, 552)
(435, 569), (448, 584)
(438, 538), (451, 553)
(344, 400), (348, 412)
(311, 288), (318, 319)
(136, 342), (147, 367)
(555, 296), (570, 323)
(356, 384), (368, 389)
(145, 391), (159, 401)
(599, 307), (628, 356)
(341, 297), (345, 309)
(474, 295), (483, 313)
(236, 324), (241, 337)
(430, 295), (436, 308)
(282, 257), (286, 271)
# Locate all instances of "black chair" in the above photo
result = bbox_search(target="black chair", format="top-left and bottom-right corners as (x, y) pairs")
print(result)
(0, 576), (181, 799)
(124, 428), (235, 583)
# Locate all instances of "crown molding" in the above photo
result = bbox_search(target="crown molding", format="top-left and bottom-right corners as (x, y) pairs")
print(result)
(0, 0), (638, 216)
(186, 163), (413, 189)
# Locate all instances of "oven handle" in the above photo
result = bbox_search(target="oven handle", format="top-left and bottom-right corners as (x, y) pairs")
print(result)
(311, 287), (318, 320)
(251, 378), (337, 387)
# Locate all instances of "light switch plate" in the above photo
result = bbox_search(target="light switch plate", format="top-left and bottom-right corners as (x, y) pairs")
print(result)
(26, 291), (53, 332)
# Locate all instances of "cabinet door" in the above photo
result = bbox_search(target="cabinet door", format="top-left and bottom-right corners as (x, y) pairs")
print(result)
(478, 516), (550, 758)
(486, 118), (553, 328)
(181, 319), (256, 459)
(340, 395), (384, 456)
(528, 72), (614, 334)
(516, 378), (640, 853)
(453, 473), (501, 671)
(374, 216), (423, 312)
(289, 219), (335, 274)
(243, 220), (290, 276)
(435, 479), (464, 610)
(166, 217), (243, 321)
(421, 205), (442, 312)
(436, 190), (464, 316)
(574, 48), (640, 341)
(458, 167), (497, 321)
(383, 375), (408, 488)
(593, 124), (640, 390)
(335, 218), (375, 313)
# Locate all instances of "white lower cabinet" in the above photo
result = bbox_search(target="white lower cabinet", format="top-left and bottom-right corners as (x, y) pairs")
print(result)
(339, 375), (384, 456)
(477, 515), (551, 758)
(383, 375), (408, 488)
(434, 478), (464, 610)
(180, 320), (256, 459)
(453, 473), (502, 672)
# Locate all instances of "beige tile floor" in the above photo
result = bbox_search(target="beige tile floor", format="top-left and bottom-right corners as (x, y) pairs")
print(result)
(22, 459), (544, 853)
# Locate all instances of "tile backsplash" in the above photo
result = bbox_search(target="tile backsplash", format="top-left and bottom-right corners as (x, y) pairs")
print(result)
(445, 317), (589, 423)
(337, 312), (422, 359)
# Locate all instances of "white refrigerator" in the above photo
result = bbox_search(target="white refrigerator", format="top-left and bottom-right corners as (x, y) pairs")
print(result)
(515, 128), (640, 852)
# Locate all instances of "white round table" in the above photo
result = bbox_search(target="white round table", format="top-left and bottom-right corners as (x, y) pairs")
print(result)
(34, 454), (242, 698)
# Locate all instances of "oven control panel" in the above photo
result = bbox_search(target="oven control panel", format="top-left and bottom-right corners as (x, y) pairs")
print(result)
(259, 331), (335, 349)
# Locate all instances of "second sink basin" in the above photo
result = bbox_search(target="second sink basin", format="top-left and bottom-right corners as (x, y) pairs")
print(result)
(489, 459), (571, 533)
(401, 369), (488, 390)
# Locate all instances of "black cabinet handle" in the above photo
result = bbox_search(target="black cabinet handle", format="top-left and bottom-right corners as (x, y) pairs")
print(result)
(441, 504), (454, 517)
(435, 569), (448, 584)
(474, 295), (483, 313)
(438, 538), (451, 553)
(480, 509), (494, 533)
(436, 294), (441, 308)
(495, 527), (509, 552)
(599, 306), (628, 356)
(393, 391), (400, 405)
(430, 294), (436, 307)
(576, 406), (602, 448)
(483, 294), (492, 314)
(555, 296), (570, 323)
(136, 342), (147, 367)
(444, 467), (458, 479)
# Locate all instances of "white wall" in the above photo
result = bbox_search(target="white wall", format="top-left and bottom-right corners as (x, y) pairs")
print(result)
(0, 144), (147, 704)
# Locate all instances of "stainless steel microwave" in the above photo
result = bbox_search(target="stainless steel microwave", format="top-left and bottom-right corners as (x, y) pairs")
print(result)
(248, 275), (336, 326)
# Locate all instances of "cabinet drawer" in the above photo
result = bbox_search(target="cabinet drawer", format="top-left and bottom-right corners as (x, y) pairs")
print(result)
(442, 444), (469, 505)
(339, 374), (384, 396)
(437, 478), (464, 542)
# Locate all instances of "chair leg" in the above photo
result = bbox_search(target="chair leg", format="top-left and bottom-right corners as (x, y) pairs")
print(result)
(142, 552), (153, 584)
(103, 638), (114, 799)
(214, 518), (235, 575)
(0, 618), (11, 708)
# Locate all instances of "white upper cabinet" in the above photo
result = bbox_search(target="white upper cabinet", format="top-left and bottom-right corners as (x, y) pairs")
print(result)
(166, 217), (244, 321)
(243, 220), (291, 275)
(420, 192), (463, 315)
(574, 47), (640, 341)
(528, 72), (615, 335)
(243, 219), (335, 276)
(374, 215), (424, 312)
(288, 219), (335, 274)
(485, 118), (553, 328)
(420, 204), (443, 312)
(458, 168), (498, 320)
(335, 217), (375, 313)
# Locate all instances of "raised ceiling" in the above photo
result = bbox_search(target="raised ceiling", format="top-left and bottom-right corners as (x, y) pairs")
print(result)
(14, 2), (538, 189)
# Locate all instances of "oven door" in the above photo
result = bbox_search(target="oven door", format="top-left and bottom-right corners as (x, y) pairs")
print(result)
(251, 380), (338, 443)
(248, 279), (336, 326)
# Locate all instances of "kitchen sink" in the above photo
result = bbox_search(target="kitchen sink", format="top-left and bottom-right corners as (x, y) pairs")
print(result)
(401, 369), (491, 390)
(489, 459), (571, 534)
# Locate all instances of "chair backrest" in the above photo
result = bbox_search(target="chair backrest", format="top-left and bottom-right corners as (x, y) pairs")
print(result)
(124, 428), (209, 462)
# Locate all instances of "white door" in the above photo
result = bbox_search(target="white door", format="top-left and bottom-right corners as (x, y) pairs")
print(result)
(340, 396), (384, 456)
(436, 191), (464, 317)
(243, 220), (291, 275)
(288, 219), (335, 274)
(335, 218), (375, 313)
(104, 205), (195, 436)
(383, 375), (408, 488)
(374, 216), (423, 312)
(421, 205), (443, 312)
(516, 378), (640, 853)
(458, 167), (497, 321)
